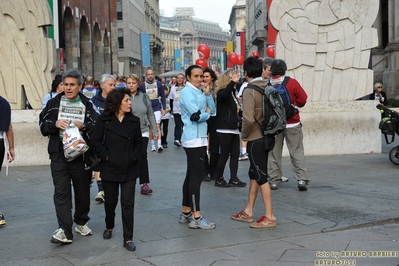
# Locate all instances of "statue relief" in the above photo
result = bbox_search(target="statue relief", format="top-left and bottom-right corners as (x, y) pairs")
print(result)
(0, 0), (55, 109)
(269, 0), (379, 102)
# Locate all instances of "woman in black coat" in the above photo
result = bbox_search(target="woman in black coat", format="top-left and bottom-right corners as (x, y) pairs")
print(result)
(91, 88), (142, 251)
(214, 70), (247, 188)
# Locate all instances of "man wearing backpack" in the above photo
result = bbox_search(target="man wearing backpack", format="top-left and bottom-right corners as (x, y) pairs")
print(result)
(267, 59), (309, 191)
(231, 56), (276, 228)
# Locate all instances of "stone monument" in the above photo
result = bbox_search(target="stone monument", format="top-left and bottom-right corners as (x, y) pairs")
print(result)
(269, 0), (379, 102)
(268, 0), (381, 156)
(0, 1), (55, 167)
(0, 0), (55, 109)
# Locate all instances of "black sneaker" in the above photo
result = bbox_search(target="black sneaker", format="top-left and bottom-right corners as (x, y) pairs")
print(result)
(203, 173), (211, 182)
(229, 178), (247, 187)
(215, 178), (230, 187)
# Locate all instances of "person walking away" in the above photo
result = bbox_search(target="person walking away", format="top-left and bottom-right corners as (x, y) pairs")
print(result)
(39, 69), (99, 243)
(231, 56), (276, 228)
(267, 59), (309, 191)
(81, 75), (97, 99)
(179, 65), (216, 229)
(91, 88), (142, 251)
(42, 75), (64, 109)
(160, 85), (172, 148)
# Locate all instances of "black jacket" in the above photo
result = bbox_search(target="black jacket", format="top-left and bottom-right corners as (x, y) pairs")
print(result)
(216, 81), (239, 130)
(39, 92), (99, 160)
(369, 90), (388, 106)
(91, 113), (142, 182)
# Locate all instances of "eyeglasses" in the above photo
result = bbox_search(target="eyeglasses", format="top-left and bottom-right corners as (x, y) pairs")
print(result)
(377, 86), (382, 88)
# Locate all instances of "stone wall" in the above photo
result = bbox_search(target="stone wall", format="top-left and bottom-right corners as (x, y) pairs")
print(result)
(2, 100), (381, 167)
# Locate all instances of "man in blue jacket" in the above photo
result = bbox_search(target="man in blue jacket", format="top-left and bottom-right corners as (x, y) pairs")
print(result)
(90, 74), (116, 203)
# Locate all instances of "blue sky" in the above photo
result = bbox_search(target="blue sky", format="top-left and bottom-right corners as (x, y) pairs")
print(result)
(159, 0), (237, 31)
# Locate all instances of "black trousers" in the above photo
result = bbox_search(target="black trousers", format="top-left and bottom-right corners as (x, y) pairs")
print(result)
(173, 114), (183, 141)
(205, 116), (219, 177)
(247, 138), (269, 186)
(216, 133), (240, 180)
(50, 154), (92, 239)
(182, 146), (206, 212)
(138, 137), (150, 184)
(0, 138), (4, 170)
(102, 178), (136, 243)
(160, 119), (169, 145)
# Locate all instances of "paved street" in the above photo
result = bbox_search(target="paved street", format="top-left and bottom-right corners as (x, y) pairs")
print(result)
(1, 120), (399, 265)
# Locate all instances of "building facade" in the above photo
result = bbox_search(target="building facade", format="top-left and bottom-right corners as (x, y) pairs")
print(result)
(144, 0), (162, 74)
(228, 0), (246, 58)
(160, 7), (230, 71)
(160, 23), (181, 72)
(59, 0), (116, 79)
(115, 0), (145, 77)
(372, 0), (397, 98)
(245, 0), (267, 57)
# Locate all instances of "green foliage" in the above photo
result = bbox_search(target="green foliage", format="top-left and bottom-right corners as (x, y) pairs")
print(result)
(388, 98), (399, 107)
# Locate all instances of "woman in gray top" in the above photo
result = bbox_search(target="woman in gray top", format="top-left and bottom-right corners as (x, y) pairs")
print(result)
(126, 74), (158, 195)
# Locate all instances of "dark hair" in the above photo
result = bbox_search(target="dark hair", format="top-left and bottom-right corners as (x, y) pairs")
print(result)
(51, 74), (63, 93)
(63, 69), (83, 85)
(203, 67), (217, 81)
(271, 59), (287, 76)
(243, 57), (263, 79)
(185, 65), (203, 80)
(103, 88), (131, 116)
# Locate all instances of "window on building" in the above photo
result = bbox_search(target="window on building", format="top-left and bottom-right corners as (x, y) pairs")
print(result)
(118, 29), (124, 49)
(117, 0), (123, 20)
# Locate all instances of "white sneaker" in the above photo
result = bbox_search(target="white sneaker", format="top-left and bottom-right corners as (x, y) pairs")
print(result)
(95, 191), (105, 203)
(75, 223), (93, 236)
(174, 140), (181, 147)
(151, 145), (156, 151)
(50, 228), (73, 243)
(238, 153), (248, 161)
(281, 176), (289, 182)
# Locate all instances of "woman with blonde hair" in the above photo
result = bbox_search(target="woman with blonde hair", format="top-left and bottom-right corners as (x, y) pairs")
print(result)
(214, 70), (246, 188)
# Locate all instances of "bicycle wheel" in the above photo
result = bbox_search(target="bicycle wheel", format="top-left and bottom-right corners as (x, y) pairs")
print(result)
(389, 146), (399, 165)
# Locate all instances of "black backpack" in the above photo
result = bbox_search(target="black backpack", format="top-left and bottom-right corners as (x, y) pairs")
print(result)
(379, 116), (397, 144)
(245, 83), (287, 136)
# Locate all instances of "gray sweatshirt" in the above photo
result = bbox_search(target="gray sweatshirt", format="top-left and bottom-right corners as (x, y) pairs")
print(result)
(130, 91), (158, 136)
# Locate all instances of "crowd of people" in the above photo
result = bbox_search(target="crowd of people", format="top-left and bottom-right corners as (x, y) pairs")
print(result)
(4, 54), (390, 252)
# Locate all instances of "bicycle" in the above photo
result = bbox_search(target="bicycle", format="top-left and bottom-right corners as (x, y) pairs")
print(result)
(376, 104), (399, 165)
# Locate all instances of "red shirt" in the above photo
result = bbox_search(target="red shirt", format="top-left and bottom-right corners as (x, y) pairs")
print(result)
(271, 76), (308, 124)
